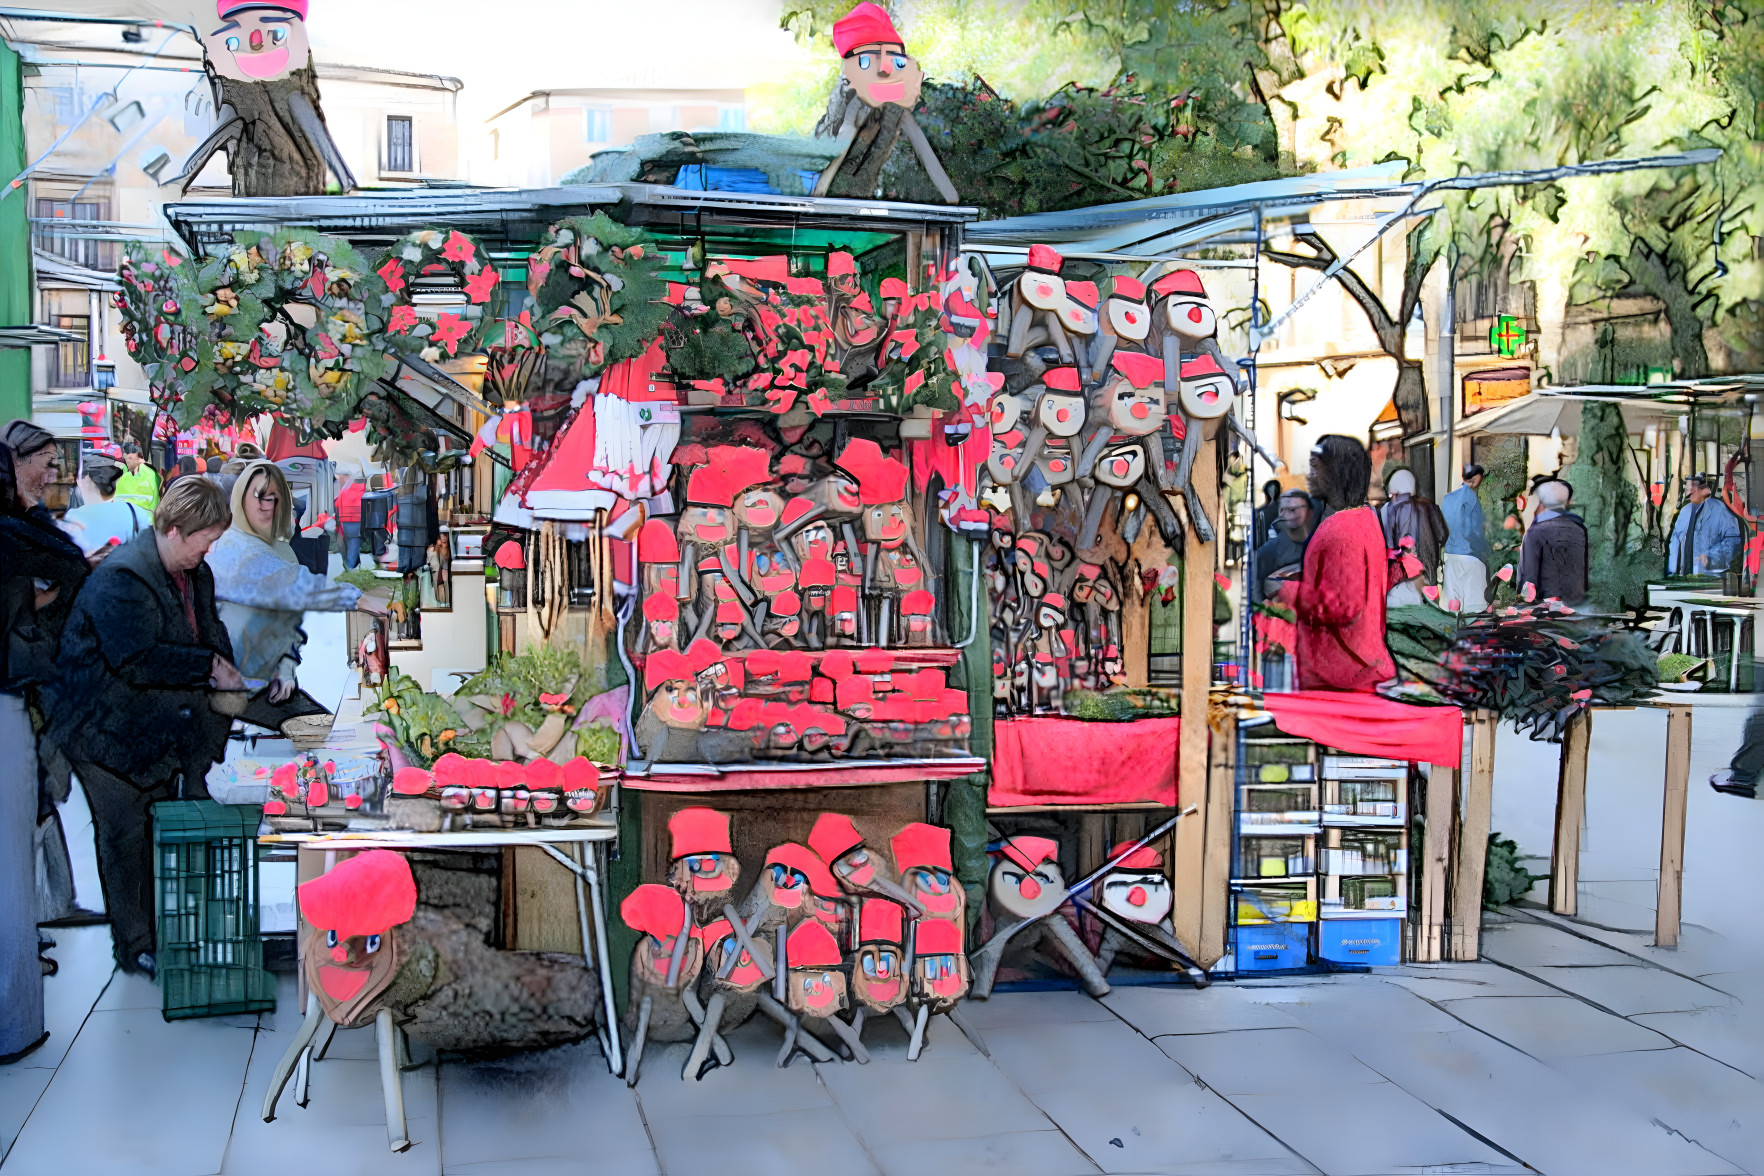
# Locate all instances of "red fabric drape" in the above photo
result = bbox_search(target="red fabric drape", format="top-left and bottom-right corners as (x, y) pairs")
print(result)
(989, 716), (1181, 807)
(263, 421), (329, 461)
(1263, 690), (1462, 767)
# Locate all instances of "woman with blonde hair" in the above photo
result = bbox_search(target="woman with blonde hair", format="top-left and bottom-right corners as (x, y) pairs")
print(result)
(205, 460), (385, 703)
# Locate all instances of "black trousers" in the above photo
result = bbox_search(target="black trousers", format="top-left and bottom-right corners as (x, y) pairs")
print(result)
(1728, 706), (1764, 786)
(74, 762), (202, 967)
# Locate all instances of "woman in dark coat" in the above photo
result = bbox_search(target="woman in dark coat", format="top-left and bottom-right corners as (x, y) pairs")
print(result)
(49, 477), (244, 975)
(1, 429), (89, 1060)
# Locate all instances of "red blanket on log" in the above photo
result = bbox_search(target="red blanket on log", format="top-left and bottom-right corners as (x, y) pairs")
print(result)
(989, 716), (1181, 807)
(1264, 690), (1462, 767)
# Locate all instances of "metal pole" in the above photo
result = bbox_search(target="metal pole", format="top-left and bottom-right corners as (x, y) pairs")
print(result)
(1439, 250), (1456, 499)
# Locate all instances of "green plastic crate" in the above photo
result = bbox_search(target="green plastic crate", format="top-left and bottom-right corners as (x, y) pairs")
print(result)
(153, 801), (278, 1021)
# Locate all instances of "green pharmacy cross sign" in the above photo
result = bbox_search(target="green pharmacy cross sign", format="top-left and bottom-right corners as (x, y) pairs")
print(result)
(1490, 315), (1526, 358)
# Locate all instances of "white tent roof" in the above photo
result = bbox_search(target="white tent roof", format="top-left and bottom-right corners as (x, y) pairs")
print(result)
(1456, 392), (1678, 437)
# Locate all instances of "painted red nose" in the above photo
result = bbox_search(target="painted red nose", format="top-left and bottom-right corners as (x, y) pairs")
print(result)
(1056, 408), (1071, 422)
(1019, 877), (1041, 900)
(249, 29), (264, 50)
(1128, 886), (1147, 906)
(1188, 306), (1204, 324)
(330, 946), (348, 963)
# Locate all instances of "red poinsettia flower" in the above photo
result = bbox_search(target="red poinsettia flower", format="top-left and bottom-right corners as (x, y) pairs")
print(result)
(766, 386), (798, 414)
(807, 388), (833, 417)
(312, 332), (341, 360)
(500, 693), (516, 717)
(377, 258), (406, 292)
(306, 267), (327, 298)
(463, 265), (500, 304)
(431, 313), (472, 354)
(441, 231), (476, 263)
(388, 304), (420, 334)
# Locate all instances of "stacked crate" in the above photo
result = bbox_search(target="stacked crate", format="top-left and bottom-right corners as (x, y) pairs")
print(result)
(1231, 736), (1319, 972)
(1316, 754), (1410, 966)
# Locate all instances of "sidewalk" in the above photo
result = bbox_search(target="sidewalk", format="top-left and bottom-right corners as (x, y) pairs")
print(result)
(3, 908), (1758, 1175)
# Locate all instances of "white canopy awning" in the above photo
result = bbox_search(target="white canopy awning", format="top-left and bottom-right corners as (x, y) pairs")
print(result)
(1456, 392), (1677, 437)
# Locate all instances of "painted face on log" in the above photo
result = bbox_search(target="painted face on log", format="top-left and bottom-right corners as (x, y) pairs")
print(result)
(989, 851), (1065, 920)
(670, 852), (740, 902)
(853, 945), (904, 1009)
(304, 925), (398, 1025)
(702, 920), (769, 991)
(842, 43), (923, 110)
(864, 501), (908, 549)
(902, 864), (962, 919)
(789, 966), (848, 1017)
(1096, 444), (1146, 489)
(1179, 370), (1235, 421)
(653, 677), (708, 729)
(1100, 868), (1173, 924)
(1107, 296), (1151, 341)
(297, 851), (416, 1028)
(204, 5), (309, 83)
(1036, 390), (1086, 438)
(792, 519), (836, 562)
(1103, 378), (1167, 436)
(733, 485), (785, 535)
(1166, 296), (1217, 342)
(1033, 443), (1075, 488)
(678, 504), (731, 547)
(636, 927), (704, 988)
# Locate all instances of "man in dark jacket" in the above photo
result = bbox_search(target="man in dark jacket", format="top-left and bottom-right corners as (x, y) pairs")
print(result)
(1518, 479), (1588, 604)
(50, 478), (243, 974)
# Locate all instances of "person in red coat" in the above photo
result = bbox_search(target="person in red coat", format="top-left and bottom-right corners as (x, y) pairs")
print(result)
(1276, 435), (1395, 693)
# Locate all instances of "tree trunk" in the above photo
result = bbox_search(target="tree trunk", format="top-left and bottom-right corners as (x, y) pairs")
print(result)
(1625, 241), (1710, 379)
(216, 67), (330, 197)
(384, 851), (600, 1056)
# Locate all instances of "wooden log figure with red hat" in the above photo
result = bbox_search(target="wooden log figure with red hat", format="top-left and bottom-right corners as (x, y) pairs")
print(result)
(667, 807), (741, 920)
(173, 1), (356, 197)
(632, 645), (714, 762)
(779, 920), (870, 1065)
(891, 822), (965, 929)
(813, 3), (959, 205)
(970, 837), (1109, 999)
(1078, 841), (1207, 985)
(619, 883), (723, 1087)
(809, 812), (925, 913)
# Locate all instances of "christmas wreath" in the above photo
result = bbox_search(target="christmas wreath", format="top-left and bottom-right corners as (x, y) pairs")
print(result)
(866, 285), (961, 414)
(113, 242), (202, 415)
(526, 213), (669, 376)
(375, 228), (503, 361)
(181, 229), (389, 431)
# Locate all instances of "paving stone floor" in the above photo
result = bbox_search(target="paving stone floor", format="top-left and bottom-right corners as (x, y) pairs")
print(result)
(4, 910), (1759, 1175)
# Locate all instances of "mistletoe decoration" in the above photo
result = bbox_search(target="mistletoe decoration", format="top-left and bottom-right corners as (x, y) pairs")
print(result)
(1385, 603), (1659, 741)
(181, 229), (388, 432)
(114, 242), (202, 415)
(376, 228), (502, 361)
(526, 213), (669, 376)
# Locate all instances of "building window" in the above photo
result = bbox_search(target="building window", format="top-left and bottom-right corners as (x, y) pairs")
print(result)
(584, 108), (612, 142)
(717, 105), (746, 132)
(33, 198), (114, 271)
(44, 290), (91, 389)
(386, 116), (414, 173)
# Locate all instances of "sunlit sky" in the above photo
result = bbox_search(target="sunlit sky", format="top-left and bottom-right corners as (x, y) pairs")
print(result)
(65, 0), (818, 124)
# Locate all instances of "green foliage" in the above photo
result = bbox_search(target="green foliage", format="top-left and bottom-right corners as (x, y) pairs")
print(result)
(334, 568), (386, 593)
(1386, 602), (1660, 741)
(1564, 401), (1662, 613)
(1657, 651), (1706, 682)
(527, 214), (671, 377)
(366, 668), (464, 768)
(1062, 686), (1182, 720)
(1484, 832), (1546, 909)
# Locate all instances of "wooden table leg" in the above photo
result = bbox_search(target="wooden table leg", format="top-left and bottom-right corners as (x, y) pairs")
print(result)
(1551, 709), (1591, 917)
(1198, 715), (1235, 968)
(1450, 710), (1497, 961)
(1416, 764), (1456, 962)
(1656, 706), (1692, 948)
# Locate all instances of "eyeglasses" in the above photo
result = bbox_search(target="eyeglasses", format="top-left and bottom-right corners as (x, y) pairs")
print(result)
(253, 493), (281, 505)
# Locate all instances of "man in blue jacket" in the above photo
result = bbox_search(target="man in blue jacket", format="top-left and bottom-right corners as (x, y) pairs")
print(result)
(1441, 463), (1492, 611)
(1668, 474), (1743, 575)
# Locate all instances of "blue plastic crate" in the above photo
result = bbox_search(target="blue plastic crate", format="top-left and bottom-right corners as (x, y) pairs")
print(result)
(1234, 921), (1311, 972)
(1317, 916), (1401, 967)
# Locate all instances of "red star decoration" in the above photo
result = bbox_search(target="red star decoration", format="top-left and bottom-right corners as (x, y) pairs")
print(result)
(440, 231), (476, 264)
(377, 258), (406, 293)
(431, 312), (472, 354)
(463, 265), (500, 304)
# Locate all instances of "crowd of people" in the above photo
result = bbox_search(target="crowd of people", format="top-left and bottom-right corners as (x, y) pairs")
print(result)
(0, 421), (383, 1065)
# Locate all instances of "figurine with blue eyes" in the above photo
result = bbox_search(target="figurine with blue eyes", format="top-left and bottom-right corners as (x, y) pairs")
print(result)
(173, 0), (356, 197)
(813, 3), (958, 204)
(667, 807), (741, 921)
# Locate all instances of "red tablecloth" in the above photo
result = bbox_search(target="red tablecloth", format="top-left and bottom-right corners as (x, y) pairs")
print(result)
(1263, 690), (1462, 767)
(989, 716), (1181, 808)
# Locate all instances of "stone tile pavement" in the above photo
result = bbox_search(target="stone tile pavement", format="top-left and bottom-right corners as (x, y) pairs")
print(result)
(4, 909), (1760, 1175)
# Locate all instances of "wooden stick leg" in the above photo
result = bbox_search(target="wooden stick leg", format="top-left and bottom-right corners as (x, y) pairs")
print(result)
(905, 1004), (930, 1062)
(892, 1004), (916, 1036)
(1043, 915), (1111, 997)
(310, 1015), (337, 1062)
(822, 1014), (870, 1064)
(375, 1009), (410, 1153)
(681, 991), (724, 1083)
(775, 1019), (800, 1068)
(624, 996), (652, 1087)
(396, 1023), (414, 1071)
(682, 988), (733, 1066)
(945, 1005), (988, 1057)
(262, 993), (325, 1123)
(757, 993), (835, 1062)
(1095, 926), (1124, 975)
(294, 1046), (311, 1108)
(850, 1007), (866, 1041)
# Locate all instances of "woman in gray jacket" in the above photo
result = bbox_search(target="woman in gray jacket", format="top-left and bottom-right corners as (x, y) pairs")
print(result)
(205, 460), (384, 702)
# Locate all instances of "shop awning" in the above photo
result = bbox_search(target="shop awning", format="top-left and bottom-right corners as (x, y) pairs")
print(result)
(1457, 391), (1678, 437)
(0, 323), (85, 348)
